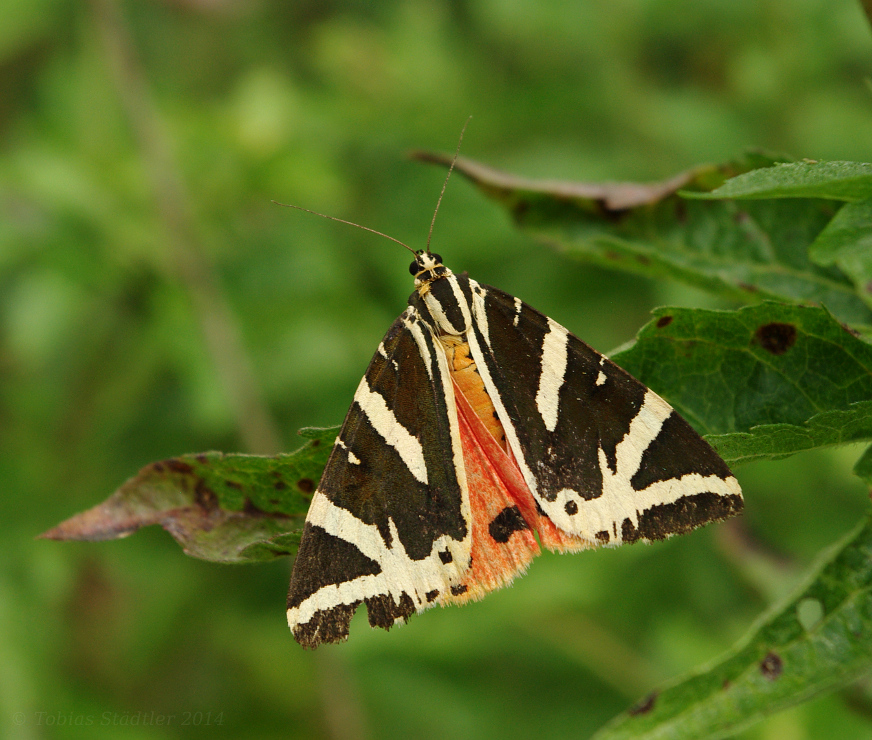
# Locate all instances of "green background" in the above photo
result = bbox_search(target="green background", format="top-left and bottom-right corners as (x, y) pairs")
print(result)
(4, 0), (872, 737)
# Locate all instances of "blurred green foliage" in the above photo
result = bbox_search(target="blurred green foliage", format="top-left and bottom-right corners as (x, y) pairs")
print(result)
(5, 0), (872, 738)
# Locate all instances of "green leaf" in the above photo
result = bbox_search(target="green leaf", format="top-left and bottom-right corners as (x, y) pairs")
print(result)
(414, 152), (872, 326)
(687, 161), (872, 202)
(853, 445), (872, 488)
(705, 401), (872, 465)
(40, 426), (338, 563)
(593, 512), (872, 740)
(809, 198), (872, 311)
(611, 303), (872, 462)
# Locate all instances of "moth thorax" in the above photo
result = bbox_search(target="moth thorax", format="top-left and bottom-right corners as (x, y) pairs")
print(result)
(438, 335), (508, 452)
(421, 277), (468, 336)
(413, 265), (451, 291)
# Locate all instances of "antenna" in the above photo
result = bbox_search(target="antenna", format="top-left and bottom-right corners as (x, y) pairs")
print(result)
(274, 116), (472, 260)
(425, 116), (471, 255)
(271, 201), (417, 257)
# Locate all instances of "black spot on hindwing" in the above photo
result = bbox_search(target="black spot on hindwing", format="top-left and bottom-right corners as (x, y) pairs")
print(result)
(488, 506), (529, 543)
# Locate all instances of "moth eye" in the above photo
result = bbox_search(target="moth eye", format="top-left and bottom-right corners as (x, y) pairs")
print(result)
(409, 260), (420, 275)
(430, 253), (443, 265)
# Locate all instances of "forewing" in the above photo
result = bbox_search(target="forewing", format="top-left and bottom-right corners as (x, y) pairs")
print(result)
(464, 281), (742, 546)
(287, 307), (471, 648)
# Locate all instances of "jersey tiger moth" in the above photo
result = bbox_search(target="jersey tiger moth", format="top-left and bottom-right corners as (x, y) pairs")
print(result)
(283, 147), (743, 650)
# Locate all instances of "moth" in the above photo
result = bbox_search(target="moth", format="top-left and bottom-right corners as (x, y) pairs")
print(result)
(283, 146), (743, 650)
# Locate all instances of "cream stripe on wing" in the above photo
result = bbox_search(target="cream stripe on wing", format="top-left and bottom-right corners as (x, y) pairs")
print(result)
(614, 389), (673, 479)
(538, 389), (739, 542)
(288, 495), (467, 628)
(403, 314), (435, 382)
(353, 377), (428, 484)
(535, 318), (569, 432)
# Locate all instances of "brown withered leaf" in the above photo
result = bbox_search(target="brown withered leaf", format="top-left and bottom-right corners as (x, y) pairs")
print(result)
(411, 151), (712, 211)
(40, 427), (338, 564)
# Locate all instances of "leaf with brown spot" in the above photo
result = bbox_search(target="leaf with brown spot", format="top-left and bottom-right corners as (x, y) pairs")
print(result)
(628, 692), (658, 716)
(753, 322), (798, 355)
(41, 426), (339, 564)
(760, 652), (783, 680)
(594, 513), (872, 740)
(612, 302), (872, 465)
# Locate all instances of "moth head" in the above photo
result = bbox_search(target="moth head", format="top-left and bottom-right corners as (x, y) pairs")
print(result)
(411, 251), (452, 292)
(410, 250), (444, 276)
